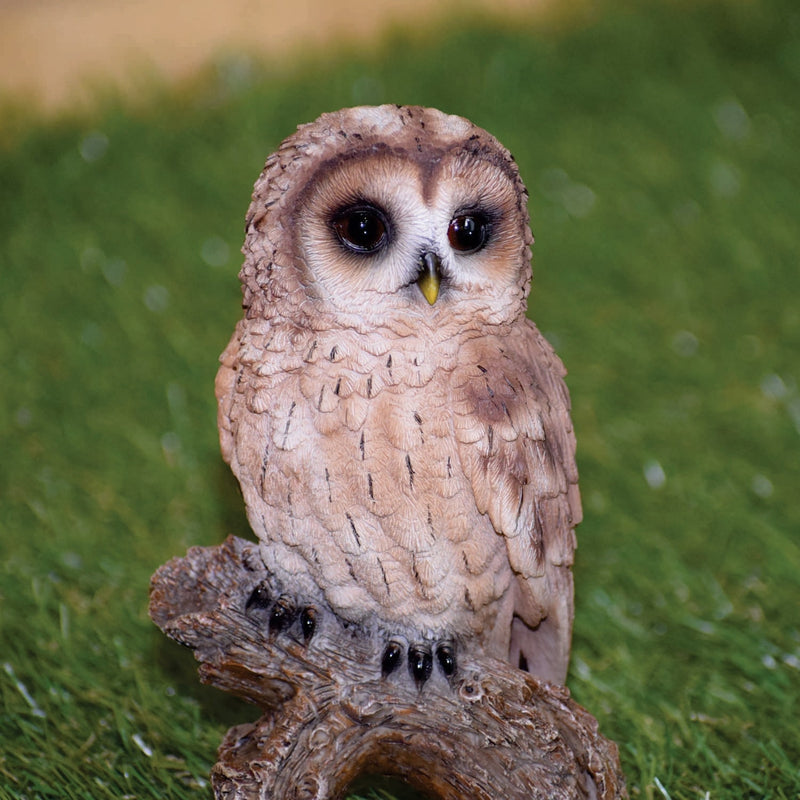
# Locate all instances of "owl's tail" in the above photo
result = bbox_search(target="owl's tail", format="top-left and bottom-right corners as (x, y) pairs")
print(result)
(509, 573), (573, 685)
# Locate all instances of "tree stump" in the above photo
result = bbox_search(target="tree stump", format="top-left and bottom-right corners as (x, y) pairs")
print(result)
(149, 536), (627, 799)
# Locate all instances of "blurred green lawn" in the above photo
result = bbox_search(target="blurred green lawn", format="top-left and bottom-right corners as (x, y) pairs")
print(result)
(2, 1), (799, 797)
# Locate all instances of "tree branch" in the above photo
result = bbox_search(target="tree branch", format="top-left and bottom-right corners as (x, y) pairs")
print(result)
(149, 536), (627, 799)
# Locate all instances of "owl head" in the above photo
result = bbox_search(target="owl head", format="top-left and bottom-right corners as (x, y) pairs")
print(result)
(240, 105), (534, 336)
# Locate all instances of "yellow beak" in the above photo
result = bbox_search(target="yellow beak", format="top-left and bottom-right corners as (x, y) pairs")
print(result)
(417, 251), (442, 305)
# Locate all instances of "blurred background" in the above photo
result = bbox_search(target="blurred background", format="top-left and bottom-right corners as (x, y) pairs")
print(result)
(0, 0), (554, 112)
(1, 1), (799, 798)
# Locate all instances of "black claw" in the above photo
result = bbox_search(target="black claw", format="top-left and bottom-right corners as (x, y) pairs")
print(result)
(269, 596), (295, 634)
(245, 582), (270, 613)
(436, 642), (457, 677)
(300, 607), (317, 642)
(381, 641), (404, 677)
(408, 644), (433, 686)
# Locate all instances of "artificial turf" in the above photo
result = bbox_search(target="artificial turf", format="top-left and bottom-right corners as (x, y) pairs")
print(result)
(1, 0), (799, 797)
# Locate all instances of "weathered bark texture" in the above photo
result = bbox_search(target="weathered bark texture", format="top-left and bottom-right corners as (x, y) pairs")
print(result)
(149, 536), (626, 800)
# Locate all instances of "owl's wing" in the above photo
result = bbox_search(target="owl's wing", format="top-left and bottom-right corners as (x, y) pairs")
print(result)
(452, 320), (580, 683)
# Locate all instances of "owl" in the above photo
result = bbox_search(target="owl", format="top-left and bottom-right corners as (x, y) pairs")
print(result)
(215, 105), (581, 686)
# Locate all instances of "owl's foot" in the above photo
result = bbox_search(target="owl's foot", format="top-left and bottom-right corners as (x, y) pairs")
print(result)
(242, 573), (458, 691)
(244, 580), (318, 643)
(381, 638), (458, 688)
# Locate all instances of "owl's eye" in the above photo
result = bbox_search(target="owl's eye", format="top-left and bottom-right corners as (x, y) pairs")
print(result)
(447, 213), (490, 253)
(332, 205), (389, 254)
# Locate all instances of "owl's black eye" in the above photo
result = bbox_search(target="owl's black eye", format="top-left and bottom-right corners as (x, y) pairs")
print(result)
(332, 205), (389, 254)
(447, 213), (490, 253)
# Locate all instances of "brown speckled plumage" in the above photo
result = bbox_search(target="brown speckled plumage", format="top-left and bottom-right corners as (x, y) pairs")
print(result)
(216, 105), (581, 684)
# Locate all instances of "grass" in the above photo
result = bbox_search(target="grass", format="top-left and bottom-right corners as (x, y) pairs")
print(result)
(1, 0), (799, 797)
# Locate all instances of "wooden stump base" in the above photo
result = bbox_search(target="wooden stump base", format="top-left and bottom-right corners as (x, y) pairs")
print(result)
(149, 536), (627, 799)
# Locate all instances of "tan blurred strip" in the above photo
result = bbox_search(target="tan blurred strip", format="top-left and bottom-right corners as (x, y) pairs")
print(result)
(0, 0), (557, 112)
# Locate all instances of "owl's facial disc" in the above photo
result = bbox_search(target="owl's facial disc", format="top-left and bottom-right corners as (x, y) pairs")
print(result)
(292, 145), (528, 321)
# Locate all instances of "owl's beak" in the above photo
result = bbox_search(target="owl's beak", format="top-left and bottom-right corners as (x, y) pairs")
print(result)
(417, 251), (442, 305)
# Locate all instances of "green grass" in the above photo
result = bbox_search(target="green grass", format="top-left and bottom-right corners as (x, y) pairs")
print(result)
(1, 0), (799, 797)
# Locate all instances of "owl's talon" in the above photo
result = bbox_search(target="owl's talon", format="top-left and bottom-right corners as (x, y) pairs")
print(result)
(269, 595), (296, 634)
(244, 581), (271, 613)
(435, 642), (457, 678)
(381, 641), (404, 677)
(408, 644), (433, 686)
(300, 607), (317, 642)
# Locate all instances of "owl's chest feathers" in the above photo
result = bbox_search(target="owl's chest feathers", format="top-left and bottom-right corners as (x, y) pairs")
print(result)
(232, 320), (538, 627)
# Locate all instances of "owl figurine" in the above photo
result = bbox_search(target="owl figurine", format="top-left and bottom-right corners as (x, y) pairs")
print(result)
(216, 105), (581, 686)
